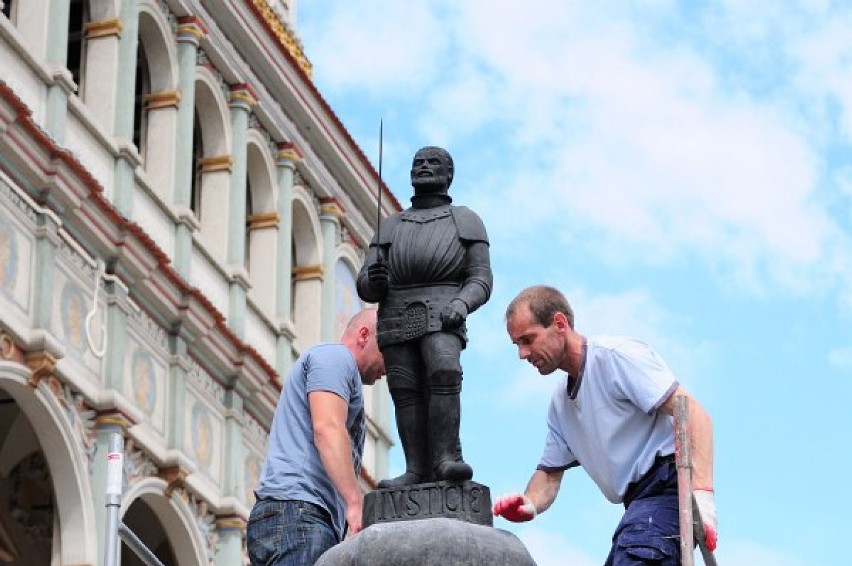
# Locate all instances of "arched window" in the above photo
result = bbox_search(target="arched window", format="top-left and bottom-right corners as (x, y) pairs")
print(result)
(136, 7), (180, 201)
(121, 499), (178, 566)
(190, 112), (203, 217)
(335, 258), (362, 339)
(2, 1), (14, 21)
(244, 139), (277, 311)
(244, 177), (253, 270)
(290, 192), (323, 349)
(66, 0), (88, 92)
(132, 40), (151, 157)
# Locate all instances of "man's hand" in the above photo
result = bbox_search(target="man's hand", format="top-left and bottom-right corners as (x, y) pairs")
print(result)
(693, 489), (718, 551)
(441, 298), (468, 328)
(345, 496), (363, 538)
(492, 493), (536, 522)
(367, 262), (389, 297)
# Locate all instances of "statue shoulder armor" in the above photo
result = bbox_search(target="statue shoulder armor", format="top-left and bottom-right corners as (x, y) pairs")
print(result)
(376, 213), (402, 245)
(451, 206), (489, 243)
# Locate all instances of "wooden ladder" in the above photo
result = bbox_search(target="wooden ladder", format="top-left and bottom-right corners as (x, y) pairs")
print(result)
(674, 395), (718, 566)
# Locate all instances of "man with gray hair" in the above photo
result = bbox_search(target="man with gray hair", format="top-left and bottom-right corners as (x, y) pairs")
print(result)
(494, 285), (717, 566)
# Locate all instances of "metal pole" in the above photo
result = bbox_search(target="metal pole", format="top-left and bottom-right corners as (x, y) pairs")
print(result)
(374, 120), (385, 265)
(103, 432), (167, 566)
(674, 395), (695, 566)
(103, 433), (124, 566)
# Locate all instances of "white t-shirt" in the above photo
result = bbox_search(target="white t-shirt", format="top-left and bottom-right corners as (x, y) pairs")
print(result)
(537, 335), (678, 503)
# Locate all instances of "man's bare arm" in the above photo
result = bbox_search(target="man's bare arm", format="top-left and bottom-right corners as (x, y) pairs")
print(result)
(309, 390), (363, 535)
(525, 468), (565, 514)
(661, 386), (713, 489)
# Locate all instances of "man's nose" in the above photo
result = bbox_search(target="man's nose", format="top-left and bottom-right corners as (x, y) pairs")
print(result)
(518, 346), (529, 359)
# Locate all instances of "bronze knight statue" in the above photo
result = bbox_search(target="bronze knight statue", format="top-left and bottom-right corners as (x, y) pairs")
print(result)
(357, 146), (493, 487)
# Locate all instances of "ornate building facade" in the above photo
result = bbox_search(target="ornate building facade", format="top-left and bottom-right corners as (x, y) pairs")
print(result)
(0, 0), (398, 564)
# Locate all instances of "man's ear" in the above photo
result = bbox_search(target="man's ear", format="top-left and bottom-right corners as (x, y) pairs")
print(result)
(552, 312), (570, 331)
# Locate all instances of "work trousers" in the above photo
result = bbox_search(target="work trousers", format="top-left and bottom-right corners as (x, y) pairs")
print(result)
(604, 457), (681, 566)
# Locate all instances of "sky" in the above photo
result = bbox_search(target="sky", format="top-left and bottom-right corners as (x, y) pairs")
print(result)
(298, 2), (852, 564)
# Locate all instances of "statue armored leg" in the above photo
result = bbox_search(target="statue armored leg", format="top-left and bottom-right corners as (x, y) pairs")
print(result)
(423, 333), (472, 482)
(378, 344), (429, 488)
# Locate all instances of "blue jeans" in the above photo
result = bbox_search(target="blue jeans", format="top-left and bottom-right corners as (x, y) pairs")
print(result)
(247, 499), (338, 566)
(604, 460), (681, 566)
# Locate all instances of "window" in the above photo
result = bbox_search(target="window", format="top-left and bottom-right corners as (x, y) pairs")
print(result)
(132, 41), (151, 157)
(244, 177), (253, 270)
(66, 0), (88, 91)
(2, 1), (14, 21)
(190, 113), (203, 216)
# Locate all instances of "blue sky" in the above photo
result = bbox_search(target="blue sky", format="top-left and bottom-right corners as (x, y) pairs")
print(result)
(299, 2), (852, 564)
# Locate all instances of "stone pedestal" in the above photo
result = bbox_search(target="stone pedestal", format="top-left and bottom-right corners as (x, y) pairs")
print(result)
(316, 517), (537, 566)
(317, 480), (537, 565)
(363, 480), (492, 528)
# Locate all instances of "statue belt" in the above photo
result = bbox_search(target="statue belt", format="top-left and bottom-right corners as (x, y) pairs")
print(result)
(378, 284), (464, 345)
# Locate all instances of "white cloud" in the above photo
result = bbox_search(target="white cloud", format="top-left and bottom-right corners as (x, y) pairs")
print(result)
(518, 529), (813, 566)
(494, 365), (560, 408)
(792, 15), (852, 138)
(515, 526), (599, 566)
(715, 539), (813, 566)
(828, 346), (852, 370)
(476, 285), (719, 408)
(299, 0), (450, 95)
(303, 0), (852, 302)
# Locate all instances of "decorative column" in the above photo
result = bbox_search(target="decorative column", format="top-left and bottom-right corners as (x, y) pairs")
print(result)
(215, 390), (246, 565)
(226, 84), (255, 267)
(32, 209), (61, 331)
(111, 0), (141, 217)
(247, 211), (279, 314)
(143, 91), (181, 202)
(102, 278), (131, 392)
(82, 17), (123, 134)
(167, 332), (191, 453)
(226, 84), (256, 339)
(173, 17), (207, 278)
(89, 275), (135, 562)
(319, 198), (342, 342)
(198, 154), (233, 261)
(215, 389), (246, 566)
(214, 517), (246, 566)
(274, 143), (300, 374)
(43, 0), (73, 143)
(221, 391), (245, 499)
(13, 0), (50, 62)
(291, 264), (322, 351)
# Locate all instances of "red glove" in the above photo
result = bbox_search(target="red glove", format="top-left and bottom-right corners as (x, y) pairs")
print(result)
(693, 489), (718, 551)
(492, 493), (536, 522)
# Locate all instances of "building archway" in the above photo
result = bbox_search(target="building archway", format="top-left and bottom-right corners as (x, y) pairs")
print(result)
(245, 133), (277, 313)
(122, 477), (209, 566)
(191, 69), (233, 262)
(0, 361), (97, 566)
(290, 186), (322, 353)
(137, 0), (180, 201)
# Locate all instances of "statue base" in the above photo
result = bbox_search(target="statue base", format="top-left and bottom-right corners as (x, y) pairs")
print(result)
(363, 479), (492, 528)
(317, 517), (537, 566)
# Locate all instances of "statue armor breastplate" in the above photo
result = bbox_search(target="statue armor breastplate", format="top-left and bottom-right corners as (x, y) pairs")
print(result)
(378, 205), (467, 347)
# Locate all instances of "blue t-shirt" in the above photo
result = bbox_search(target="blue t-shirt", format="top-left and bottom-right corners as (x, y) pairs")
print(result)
(255, 343), (366, 539)
(537, 335), (678, 503)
